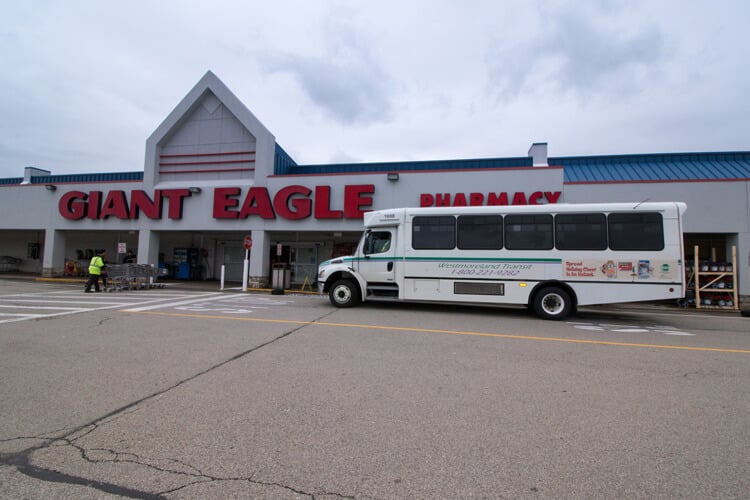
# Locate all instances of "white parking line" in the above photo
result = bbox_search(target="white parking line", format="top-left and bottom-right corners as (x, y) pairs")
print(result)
(0, 305), (83, 310)
(0, 291), (226, 324)
(122, 293), (227, 312)
(3, 299), (127, 306)
(567, 321), (695, 336)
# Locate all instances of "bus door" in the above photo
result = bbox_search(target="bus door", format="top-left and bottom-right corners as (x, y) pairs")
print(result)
(357, 228), (396, 284)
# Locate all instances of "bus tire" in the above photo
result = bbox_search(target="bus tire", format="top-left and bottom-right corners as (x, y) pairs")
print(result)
(329, 279), (360, 308)
(532, 286), (572, 320)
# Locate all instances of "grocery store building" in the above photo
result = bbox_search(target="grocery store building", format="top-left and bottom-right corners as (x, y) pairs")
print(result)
(1, 71), (748, 303)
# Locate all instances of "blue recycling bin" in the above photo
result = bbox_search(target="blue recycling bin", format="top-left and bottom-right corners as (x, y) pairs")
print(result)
(177, 262), (191, 279)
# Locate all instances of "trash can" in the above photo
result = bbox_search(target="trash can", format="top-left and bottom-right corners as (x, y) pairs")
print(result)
(177, 262), (191, 279)
(272, 263), (290, 294)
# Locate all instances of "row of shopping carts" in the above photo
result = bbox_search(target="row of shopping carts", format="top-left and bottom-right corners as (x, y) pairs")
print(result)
(0, 256), (22, 273)
(105, 264), (165, 291)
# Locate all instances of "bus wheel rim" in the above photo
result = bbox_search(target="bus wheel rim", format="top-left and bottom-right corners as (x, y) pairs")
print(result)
(542, 293), (564, 315)
(335, 285), (351, 303)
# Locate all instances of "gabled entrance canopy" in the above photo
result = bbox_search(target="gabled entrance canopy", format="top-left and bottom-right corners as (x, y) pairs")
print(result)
(143, 71), (276, 190)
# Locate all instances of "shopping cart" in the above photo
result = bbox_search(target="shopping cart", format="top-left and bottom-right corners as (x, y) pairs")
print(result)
(106, 264), (165, 291)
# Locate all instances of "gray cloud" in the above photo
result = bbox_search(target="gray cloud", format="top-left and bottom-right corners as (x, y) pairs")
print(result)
(0, 1), (747, 178)
(487, 10), (665, 98)
(260, 16), (394, 125)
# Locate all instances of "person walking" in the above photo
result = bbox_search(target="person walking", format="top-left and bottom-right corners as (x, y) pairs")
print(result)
(84, 249), (107, 293)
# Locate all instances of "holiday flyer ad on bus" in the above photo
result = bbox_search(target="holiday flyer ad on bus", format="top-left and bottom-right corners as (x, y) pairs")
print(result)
(564, 259), (679, 282)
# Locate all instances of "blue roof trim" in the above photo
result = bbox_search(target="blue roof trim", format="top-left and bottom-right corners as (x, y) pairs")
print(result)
(274, 156), (533, 175)
(0, 172), (143, 185)
(2, 151), (748, 185)
(554, 151), (750, 183)
(274, 143), (298, 175)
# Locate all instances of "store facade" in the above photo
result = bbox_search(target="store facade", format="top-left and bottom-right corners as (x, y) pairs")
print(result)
(1, 71), (748, 302)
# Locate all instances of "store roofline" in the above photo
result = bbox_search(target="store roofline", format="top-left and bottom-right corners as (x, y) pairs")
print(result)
(1, 149), (749, 185)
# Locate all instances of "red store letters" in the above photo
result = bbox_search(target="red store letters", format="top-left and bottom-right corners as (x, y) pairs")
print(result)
(58, 185), (376, 221)
(59, 185), (560, 221)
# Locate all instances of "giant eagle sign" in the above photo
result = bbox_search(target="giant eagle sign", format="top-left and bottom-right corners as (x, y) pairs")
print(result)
(58, 184), (562, 221)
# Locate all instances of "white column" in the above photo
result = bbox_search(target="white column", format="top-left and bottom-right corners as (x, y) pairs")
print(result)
(42, 229), (66, 277)
(248, 231), (269, 287)
(137, 229), (160, 266)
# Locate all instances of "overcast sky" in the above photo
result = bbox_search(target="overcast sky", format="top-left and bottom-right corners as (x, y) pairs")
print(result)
(1, 1), (748, 179)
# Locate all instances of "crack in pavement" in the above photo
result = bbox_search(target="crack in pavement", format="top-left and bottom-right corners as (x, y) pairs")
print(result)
(1, 309), (358, 499)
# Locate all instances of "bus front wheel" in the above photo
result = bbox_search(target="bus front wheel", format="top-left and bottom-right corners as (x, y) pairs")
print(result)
(532, 286), (572, 320)
(329, 279), (360, 308)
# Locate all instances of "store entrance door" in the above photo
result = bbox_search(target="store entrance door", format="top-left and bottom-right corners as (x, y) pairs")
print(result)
(221, 242), (246, 282)
(290, 246), (317, 287)
(270, 244), (318, 286)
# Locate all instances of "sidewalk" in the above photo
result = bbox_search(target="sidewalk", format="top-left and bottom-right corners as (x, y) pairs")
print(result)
(0, 272), (746, 314)
(0, 272), (318, 295)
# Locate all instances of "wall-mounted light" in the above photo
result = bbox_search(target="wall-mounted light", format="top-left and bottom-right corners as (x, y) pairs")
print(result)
(44, 184), (57, 191)
(188, 186), (202, 194)
(387, 172), (399, 181)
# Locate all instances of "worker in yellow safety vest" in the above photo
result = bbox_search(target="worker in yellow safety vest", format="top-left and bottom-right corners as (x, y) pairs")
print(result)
(84, 250), (107, 293)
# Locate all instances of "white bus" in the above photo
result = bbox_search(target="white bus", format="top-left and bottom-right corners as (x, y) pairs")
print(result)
(317, 202), (687, 320)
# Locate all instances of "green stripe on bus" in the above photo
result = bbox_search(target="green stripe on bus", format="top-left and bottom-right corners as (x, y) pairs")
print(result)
(347, 256), (562, 263)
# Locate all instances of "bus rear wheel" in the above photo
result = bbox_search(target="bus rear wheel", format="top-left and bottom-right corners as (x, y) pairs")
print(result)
(329, 279), (360, 308)
(532, 286), (572, 320)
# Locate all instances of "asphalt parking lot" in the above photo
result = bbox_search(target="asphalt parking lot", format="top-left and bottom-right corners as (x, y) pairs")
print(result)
(1, 278), (748, 499)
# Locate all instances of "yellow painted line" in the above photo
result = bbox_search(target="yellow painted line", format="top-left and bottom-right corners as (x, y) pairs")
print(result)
(123, 310), (750, 354)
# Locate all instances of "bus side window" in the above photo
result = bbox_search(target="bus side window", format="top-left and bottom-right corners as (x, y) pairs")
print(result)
(608, 213), (664, 250)
(555, 213), (607, 250)
(457, 215), (503, 249)
(505, 214), (553, 250)
(412, 216), (456, 250)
